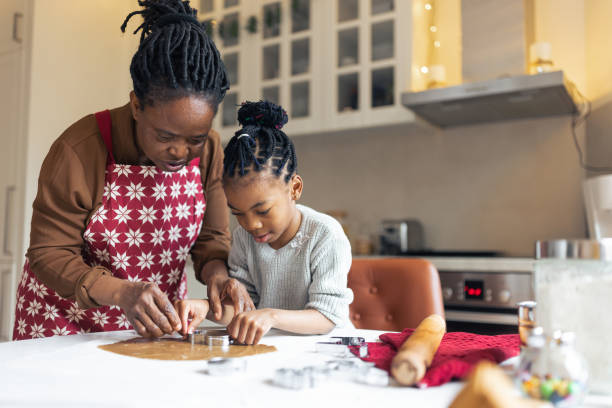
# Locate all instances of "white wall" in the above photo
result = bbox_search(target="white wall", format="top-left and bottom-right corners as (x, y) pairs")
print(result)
(21, 0), (139, 264)
(18, 0), (211, 299)
(294, 116), (585, 257)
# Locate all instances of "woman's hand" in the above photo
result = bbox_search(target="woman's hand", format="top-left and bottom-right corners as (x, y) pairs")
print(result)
(207, 273), (255, 320)
(116, 281), (182, 338)
(227, 309), (277, 345)
(174, 299), (210, 336)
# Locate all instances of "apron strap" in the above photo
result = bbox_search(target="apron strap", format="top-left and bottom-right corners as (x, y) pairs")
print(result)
(94, 110), (116, 164)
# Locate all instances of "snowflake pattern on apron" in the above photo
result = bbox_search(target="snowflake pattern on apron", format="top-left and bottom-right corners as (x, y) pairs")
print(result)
(13, 110), (206, 340)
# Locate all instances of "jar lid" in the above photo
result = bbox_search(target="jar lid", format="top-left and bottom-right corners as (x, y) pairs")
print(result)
(535, 239), (612, 260)
(517, 301), (536, 322)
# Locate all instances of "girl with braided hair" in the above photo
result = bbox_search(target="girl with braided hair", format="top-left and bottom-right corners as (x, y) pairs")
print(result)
(13, 0), (254, 341)
(175, 101), (354, 345)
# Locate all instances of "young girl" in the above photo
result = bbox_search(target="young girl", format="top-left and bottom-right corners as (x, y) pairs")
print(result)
(175, 101), (353, 345)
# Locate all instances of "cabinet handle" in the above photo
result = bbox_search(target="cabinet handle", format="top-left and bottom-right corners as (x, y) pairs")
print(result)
(13, 12), (23, 44)
(3, 186), (16, 257)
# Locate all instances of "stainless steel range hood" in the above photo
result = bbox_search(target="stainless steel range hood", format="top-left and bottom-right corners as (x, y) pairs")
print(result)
(401, 71), (581, 128)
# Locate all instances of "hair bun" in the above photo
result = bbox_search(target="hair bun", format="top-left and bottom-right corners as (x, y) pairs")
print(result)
(237, 100), (288, 130)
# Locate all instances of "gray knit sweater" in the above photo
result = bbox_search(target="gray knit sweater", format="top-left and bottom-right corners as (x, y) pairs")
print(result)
(228, 204), (354, 327)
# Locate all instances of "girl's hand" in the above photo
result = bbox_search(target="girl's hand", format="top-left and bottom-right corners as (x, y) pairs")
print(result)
(173, 299), (210, 336)
(208, 273), (255, 319)
(227, 309), (277, 345)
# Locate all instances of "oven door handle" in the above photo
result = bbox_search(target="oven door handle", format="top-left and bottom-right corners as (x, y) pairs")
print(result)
(444, 310), (517, 325)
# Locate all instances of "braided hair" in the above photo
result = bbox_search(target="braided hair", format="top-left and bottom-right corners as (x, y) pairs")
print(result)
(223, 101), (297, 183)
(121, 0), (229, 110)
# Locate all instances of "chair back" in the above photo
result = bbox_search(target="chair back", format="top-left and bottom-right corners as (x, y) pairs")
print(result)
(347, 257), (444, 331)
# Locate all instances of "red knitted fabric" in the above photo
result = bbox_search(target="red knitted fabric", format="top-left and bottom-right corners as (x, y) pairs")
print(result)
(351, 329), (520, 388)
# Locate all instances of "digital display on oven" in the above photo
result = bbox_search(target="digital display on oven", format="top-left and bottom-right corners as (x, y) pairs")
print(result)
(464, 280), (484, 300)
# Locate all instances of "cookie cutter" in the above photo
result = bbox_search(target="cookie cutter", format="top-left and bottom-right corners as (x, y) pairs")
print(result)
(205, 357), (247, 376)
(354, 366), (389, 387)
(315, 336), (368, 358)
(273, 359), (386, 390)
(188, 329), (206, 346)
(205, 329), (232, 347)
(273, 366), (331, 389)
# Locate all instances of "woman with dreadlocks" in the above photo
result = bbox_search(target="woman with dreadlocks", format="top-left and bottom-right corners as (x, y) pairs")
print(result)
(174, 101), (354, 345)
(12, 0), (254, 340)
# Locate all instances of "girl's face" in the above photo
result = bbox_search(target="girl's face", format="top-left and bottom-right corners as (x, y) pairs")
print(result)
(130, 92), (214, 172)
(224, 173), (303, 250)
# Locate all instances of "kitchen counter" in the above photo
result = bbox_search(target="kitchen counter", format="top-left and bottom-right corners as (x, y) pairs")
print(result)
(354, 255), (534, 273)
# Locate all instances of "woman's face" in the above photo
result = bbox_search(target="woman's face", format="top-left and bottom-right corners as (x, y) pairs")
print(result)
(130, 92), (214, 172)
(224, 173), (303, 250)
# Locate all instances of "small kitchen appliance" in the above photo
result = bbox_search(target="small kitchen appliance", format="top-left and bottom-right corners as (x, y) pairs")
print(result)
(583, 174), (612, 239)
(379, 219), (424, 254)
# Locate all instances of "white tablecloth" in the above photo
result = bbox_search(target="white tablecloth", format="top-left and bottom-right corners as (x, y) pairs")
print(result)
(1, 326), (610, 408)
(0, 326), (464, 407)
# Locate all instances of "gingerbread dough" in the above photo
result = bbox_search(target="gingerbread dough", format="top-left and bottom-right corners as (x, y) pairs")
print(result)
(99, 337), (277, 360)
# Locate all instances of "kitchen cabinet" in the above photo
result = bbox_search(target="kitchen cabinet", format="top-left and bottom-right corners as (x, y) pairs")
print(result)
(0, 0), (23, 55)
(198, 0), (419, 141)
(0, 259), (15, 341)
(0, 1), (27, 341)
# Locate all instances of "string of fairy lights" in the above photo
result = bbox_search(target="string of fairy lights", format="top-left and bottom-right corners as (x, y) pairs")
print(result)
(418, 0), (445, 89)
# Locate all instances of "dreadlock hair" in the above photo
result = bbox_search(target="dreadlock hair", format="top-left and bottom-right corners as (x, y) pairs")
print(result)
(223, 101), (297, 184)
(121, 0), (229, 110)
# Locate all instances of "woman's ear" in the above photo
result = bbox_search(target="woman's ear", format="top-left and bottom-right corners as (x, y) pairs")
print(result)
(129, 91), (142, 120)
(290, 174), (303, 201)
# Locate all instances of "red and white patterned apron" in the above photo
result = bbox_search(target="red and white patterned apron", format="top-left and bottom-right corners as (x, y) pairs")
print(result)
(12, 110), (206, 340)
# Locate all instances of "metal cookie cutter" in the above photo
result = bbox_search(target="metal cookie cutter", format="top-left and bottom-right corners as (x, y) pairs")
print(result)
(273, 366), (331, 390)
(188, 329), (206, 345)
(205, 357), (247, 376)
(315, 336), (368, 358)
(205, 329), (232, 347)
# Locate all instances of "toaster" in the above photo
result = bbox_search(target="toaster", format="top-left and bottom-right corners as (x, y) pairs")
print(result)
(379, 219), (424, 254)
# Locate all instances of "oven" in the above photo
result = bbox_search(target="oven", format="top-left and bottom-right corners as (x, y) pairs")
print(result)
(426, 258), (534, 335)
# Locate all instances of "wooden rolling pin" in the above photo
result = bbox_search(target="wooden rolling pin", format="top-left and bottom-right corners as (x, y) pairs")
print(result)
(390, 314), (446, 386)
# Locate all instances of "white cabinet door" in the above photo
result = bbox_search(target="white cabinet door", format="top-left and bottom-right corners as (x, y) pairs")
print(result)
(0, 260), (15, 341)
(324, 0), (416, 130)
(0, 3), (27, 341)
(0, 0), (24, 54)
(0, 47), (22, 259)
(199, 0), (419, 140)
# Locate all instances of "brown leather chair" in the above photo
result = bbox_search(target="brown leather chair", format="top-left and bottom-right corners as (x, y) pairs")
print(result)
(347, 258), (444, 331)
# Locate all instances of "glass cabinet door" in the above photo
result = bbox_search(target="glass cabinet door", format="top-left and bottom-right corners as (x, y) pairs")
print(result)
(368, 0), (395, 109)
(260, 1), (284, 121)
(334, 0), (360, 115)
(338, 0), (359, 22)
(263, 44), (280, 80)
(329, 0), (408, 129)
(197, 1), (245, 138)
(291, 0), (310, 33)
(291, 38), (309, 76)
(371, 20), (393, 61)
(338, 28), (359, 67)
(263, 2), (281, 39)
(291, 81), (309, 118)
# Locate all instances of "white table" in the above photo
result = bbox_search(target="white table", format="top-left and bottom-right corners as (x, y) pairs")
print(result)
(0, 326), (464, 407)
(1, 327), (610, 408)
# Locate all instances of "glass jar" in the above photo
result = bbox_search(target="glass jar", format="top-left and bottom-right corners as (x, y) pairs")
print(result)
(535, 239), (612, 394)
(516, 328), (588, 406)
